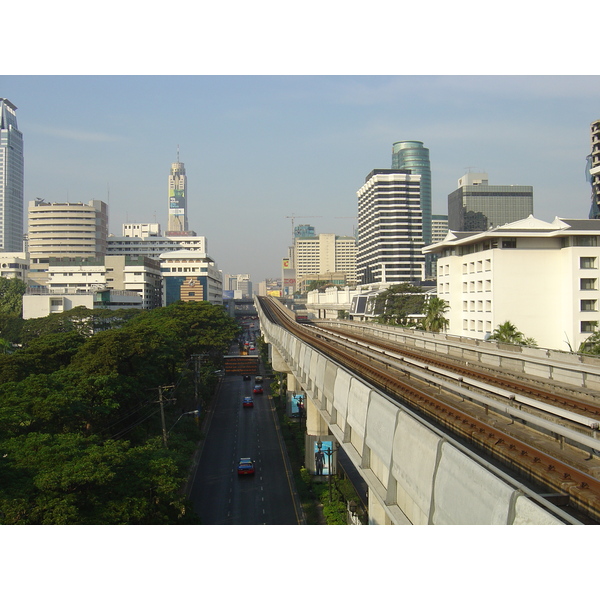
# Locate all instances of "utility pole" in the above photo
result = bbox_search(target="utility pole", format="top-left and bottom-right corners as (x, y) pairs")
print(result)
(157, 384), (175, 448)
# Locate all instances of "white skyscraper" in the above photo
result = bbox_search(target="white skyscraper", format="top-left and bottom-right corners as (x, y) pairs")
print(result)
(357, 168), (423, 285)
(0, 99), (24, 252)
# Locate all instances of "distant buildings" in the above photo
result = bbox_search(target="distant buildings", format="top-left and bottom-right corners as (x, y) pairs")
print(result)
(357, 168), (424, 285)
(294, 232), (357, 291)
(588, 119), (600, 218)
(431, 215), (449, 243)
(424, 215), (600, 351)
(0, 99), (24, 252)
(448, 172), (533, 232)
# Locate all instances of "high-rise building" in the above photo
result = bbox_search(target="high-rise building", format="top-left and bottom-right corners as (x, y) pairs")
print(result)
(357, 169), (424, 285)
(27, 199), (108, 286)
(0, 99), (24, 252)
(431, 215), (449, 243)
(588, 120), (600, 218)
(448, 172), (533, 232)
(167, 152), (191, 235)
(392, 141), (431, 245)
(294, 233), (357, 288)
(294, 224), (316, 238)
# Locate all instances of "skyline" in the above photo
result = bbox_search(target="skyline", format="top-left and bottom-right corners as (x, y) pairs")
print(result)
(1, 75), (599, 283)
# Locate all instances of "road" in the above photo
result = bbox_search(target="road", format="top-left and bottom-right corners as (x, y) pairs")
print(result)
(188, 368), (302, 525)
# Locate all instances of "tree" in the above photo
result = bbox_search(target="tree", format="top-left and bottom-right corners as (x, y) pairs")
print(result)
(0, 277), (26, 316)
(422, 296), (449, 333)
(374, 284), (425, 325)
(579, 330), (600, 355)
(489, 321), (537, 347)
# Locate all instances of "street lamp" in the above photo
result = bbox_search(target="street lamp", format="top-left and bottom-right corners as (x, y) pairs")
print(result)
(165, 409), (200, 448)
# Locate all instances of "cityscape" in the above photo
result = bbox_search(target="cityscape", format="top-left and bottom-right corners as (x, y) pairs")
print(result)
(1, 74), (599, 582)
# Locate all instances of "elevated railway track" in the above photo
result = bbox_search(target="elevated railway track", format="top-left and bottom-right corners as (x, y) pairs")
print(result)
(259, 296), (600, 523)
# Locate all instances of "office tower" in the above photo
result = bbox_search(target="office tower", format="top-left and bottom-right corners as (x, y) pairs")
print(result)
(588, 120), (600, 218)
(294, 224), (316, 238)
(392, 141), (431, 245)
(447, 172), (533, 232)
(431, 215), (449, 243)
(27, 199), (108, 286)
(356, 169), (424, 285)
(167, 151), (189, 234)
(294, 233), (357, 290)
(0, 99), (24, 252)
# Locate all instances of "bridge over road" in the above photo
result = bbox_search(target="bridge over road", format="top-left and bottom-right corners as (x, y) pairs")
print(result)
(257, 296), (600, 525)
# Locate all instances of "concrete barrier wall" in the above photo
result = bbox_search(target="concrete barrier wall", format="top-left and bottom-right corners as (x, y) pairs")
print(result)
(259, 306), (568, 525)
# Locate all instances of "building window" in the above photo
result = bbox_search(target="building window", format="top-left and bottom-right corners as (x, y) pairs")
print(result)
(580, 257), (597, 269)
(580, 278), (597, 290)
(581, 321), (598, 333)
(581, 299), (597, 312)
(501, 238), (517, 249)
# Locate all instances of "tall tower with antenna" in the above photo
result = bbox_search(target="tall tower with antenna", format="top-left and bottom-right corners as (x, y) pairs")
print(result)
(167, 146), (189, 234)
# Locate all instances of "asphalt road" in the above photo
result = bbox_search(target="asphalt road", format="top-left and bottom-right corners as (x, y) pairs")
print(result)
(188, 370), (302, 525)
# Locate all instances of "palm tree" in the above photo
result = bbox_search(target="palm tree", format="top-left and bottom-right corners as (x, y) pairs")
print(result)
(488, 321), (537, 346)
(423, 297), (449, 333)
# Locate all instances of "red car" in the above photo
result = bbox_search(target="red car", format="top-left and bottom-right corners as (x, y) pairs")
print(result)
(253, 384), (263, 394)
(243, 396), (254, 408)
(237, 458), (255, 475)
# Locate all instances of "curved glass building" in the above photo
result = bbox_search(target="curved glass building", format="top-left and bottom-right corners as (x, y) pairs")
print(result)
(392, 140), (431, 246)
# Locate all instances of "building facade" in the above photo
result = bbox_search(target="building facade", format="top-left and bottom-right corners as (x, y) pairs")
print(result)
(0, 252), (28, 280)
(424, 215), (600, 351)
(27, 199), (108, 286)
(294, 233), (357, 287)
(357, 169), (423, 285)
(160, 250), (223, 305)
(392, 141), (431, 248)
(0, 99), (24, 252)
(107, 223), (206, 258)
(448, 172), (533, 232)
(38, 255), (162, 309)
(588, 120), (600, 218)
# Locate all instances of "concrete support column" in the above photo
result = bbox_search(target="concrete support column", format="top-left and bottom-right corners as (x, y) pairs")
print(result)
(270, 345), (291, 374)
(306, 396), (329, 437)
(368, 491), (392, 525)
(287, 373), (300, 394)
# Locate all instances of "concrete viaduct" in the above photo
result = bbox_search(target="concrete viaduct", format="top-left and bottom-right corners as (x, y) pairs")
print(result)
(256, 300), (590, 525)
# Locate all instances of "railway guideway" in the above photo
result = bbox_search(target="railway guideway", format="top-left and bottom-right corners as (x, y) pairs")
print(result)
(257, 296), (590, 525)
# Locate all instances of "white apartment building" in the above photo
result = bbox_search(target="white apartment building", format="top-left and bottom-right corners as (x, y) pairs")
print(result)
(0, 252), (28, 280)
(27, 199), (108, 286)
(34, 255), (162, 310)
(424, 215), (600, 351)
(294, 233), (357, 286)
(23, 288), (143, 320)
(107, 223), (206, 258)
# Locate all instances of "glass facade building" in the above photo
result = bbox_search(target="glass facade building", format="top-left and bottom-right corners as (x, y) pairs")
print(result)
(0, 99), (24, 252)
(448, 173), (533, 232)
(392, 141), (431, 246)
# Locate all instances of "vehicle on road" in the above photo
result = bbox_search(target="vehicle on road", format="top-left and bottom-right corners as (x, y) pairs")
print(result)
(243, 375), (251, 381)
(253, 384), (263, 394)
(237, 458), (255, 475)
(255, 376), (263, 383)
(243, 397), (254, 408)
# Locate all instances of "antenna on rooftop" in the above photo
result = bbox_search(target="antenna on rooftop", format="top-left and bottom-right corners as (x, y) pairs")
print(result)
(177, 145), (180, 162)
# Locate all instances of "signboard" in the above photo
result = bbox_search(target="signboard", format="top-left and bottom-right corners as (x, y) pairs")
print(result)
(223, 355), (260, 375)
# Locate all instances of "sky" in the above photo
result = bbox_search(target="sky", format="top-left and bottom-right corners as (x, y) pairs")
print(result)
(2, 74), (599, 284)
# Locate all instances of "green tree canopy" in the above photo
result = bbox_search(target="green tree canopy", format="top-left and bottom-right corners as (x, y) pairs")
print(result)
(489, 321), (537, 347)
(374, 284), (425, 325)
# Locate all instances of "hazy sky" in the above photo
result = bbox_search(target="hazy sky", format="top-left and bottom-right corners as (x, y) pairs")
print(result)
(2, 75), (599, 283)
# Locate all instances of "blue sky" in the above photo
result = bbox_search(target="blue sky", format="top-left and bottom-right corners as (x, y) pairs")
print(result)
(2, 75), (599, 283)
